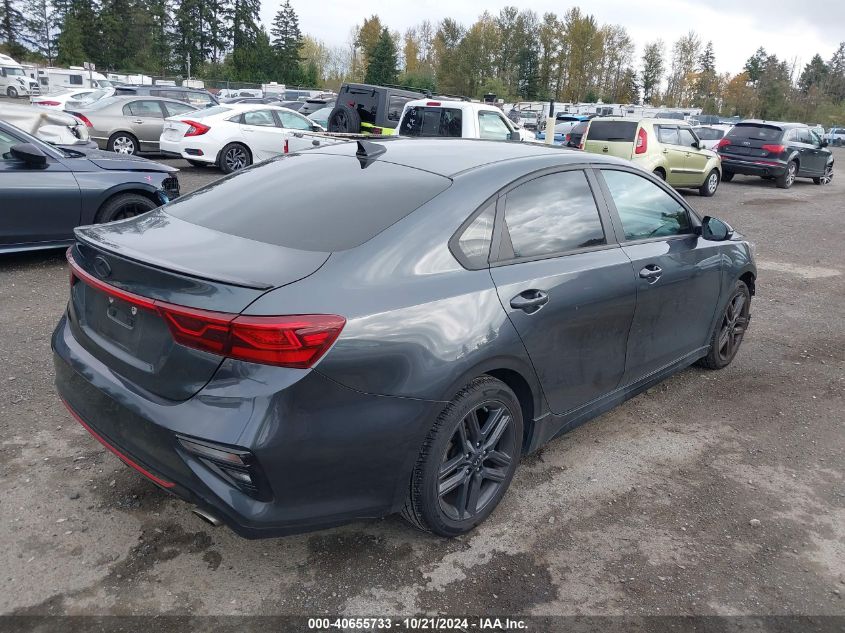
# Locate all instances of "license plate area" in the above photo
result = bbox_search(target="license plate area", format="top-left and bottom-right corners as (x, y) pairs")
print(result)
(106, 297), (139, 330)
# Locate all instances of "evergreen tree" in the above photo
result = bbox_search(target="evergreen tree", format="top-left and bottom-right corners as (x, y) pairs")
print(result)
(696, 41), (718, 109)
(364, 27), (397, 85)
(55, 12), (85, 65)
(798, 54), (829, 94)
(744, 47), (767, 83)
(271, 0), (303, 83)
(1, 0), (29, 58)
(24, 0), (54, 63)
(640, 40), (664, 104)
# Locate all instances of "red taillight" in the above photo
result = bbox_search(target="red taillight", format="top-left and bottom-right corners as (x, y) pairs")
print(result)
(36, 100), (61, 106)
(183, 120), (210, 137)
(635, 127), (648, 154)
(426, 101), (441, 106)
(565, 133), (571, 143)
(70, 112), (93, 127)
(715, 138), (731, 151)
(283, 138), (289, 154)
(761, 144), (786, 155)
(67, 249), (345, 368)
(370, 126), (383, 135)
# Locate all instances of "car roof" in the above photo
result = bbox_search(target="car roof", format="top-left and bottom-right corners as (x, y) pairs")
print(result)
(308, 138), (625, 177)
(117, 85), (206, 92)
(402, 98), (499, 112)
(341, 83), (426, 97)
(735, 120), (803, 129)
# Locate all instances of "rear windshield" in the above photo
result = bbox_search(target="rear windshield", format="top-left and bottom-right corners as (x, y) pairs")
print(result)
(587, 121), (637, 142)
(571, 121), (588, 134)
(399, 106), (462, 137)
(186, 105), (231, 118)
(165, 153), (451, 252)
(727, 124), (783, 142)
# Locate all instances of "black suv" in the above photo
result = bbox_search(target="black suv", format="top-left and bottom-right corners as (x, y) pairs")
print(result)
(114, 85), (219, 108)
(327, 83), (426, 135)
(717, 121), (834, 188)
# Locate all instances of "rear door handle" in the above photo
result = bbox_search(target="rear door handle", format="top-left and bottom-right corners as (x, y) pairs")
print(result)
(132, 119), (144, 124)
(510, 290), (549, 313)
(639, 265), (663, 283)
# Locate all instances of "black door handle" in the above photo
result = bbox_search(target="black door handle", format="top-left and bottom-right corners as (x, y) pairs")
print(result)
(639, 265), (663, 283)
(510, 290), (549, 313)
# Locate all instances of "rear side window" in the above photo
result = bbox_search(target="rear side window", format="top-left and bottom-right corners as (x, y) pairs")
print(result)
(454, 202), (495, 268)
(728, 124), (783, 142)
(69, 74), (83, 85)
(399, 107), (462, 137)
(387, 94), (415, 122)
(501, 170), (606, 259)
(601, 170), (691, 241)
(165, 153), (451, 252)
(587, 121), (637, 142)
(243, 110), (276, 127)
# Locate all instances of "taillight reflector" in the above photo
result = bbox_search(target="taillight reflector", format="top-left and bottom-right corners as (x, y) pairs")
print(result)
(36, 100), (61, 106)
(635, 127), (648, 154)
(761, 144), (786, 154)
(67, 249), (345, 368)
(715, 138), (731, 151)
(183, 120), (210, 137)
(70, 112), (93, 127)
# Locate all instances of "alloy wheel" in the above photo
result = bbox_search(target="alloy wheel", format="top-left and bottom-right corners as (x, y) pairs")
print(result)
(438, 402), (517, 522)
(717, 291), (749, 362)
(224, 146), (248, 171)
(786, 163), (796, 187)
(113, 136), (135, 154)
(820, 165), (833, 185)
(111, 202), (151, 221)
(707, 172), (719, 194)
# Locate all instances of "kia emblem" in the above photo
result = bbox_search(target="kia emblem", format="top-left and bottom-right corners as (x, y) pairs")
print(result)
(93, 256), (112, 279)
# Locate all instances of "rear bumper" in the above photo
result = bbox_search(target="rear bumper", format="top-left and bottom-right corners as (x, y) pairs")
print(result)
(159, 137), (218, 164)
(719, 155), (787, 177)
(52, 313), (438, 538)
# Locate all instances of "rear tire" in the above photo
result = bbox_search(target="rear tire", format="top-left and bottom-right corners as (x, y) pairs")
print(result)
(699, 169), (720, 197)
(327, 104), (362, 133)
(401, 377), (523, 537)
(698, 280), (751, 370)
(107, 132), (139, 155)
(7, 86), (19, 98)
(95, 193), (158, 223)
(776, 161), (797, 189)
(218, 143), (251, 174)
(721, 170), (734, 182)
(653, 168), (666, 181)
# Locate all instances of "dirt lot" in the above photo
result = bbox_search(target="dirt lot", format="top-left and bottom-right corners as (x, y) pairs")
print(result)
(1, 150), (843, 621)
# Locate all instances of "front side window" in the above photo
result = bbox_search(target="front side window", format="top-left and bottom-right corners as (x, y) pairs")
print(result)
(243, 110), (276, 127)
(678, 127), (698, 147)
(478, 111), (512, 140)
(601, 170), (691, 241)
(0, 128), (21, 159)
(502, 170), (606, 259)
(455, 202), (495, 268)
(278, 110), (312, 130)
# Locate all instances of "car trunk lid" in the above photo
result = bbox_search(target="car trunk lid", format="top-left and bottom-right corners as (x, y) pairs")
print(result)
(68, 214), (330, 400)
(719, 123), (785, 158)
(583, 120), (639, 159)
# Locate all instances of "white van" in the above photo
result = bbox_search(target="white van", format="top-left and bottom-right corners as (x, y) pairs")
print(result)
(0, 54), (40, 98)
(37, 67), (115, 92)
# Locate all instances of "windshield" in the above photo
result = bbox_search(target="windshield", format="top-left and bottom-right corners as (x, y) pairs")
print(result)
(727, 124), (783, 142)
(73, 89), (106, 104)
(78, 96), (122, 111)
(3, 67), (25, 77)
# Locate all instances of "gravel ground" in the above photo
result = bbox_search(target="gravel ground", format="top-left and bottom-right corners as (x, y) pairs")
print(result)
(1, 150), (843, 619)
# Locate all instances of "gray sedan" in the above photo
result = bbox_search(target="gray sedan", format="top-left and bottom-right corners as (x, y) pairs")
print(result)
(67, 96), (198, 155)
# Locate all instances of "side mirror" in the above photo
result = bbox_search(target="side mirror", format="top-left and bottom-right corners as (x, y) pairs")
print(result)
(10, 143), (48, 168)
(312, 124), (322, 132)
(509, 131), (521, 141)
(701, 216), (733, 241)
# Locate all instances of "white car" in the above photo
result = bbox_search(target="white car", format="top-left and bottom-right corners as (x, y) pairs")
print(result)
(0, 101), (94, 146)
(691, 124), (734, 150)
(397, 99), (536, 142)
(160, 103), (323, 173)
(31, 88), (113, 110)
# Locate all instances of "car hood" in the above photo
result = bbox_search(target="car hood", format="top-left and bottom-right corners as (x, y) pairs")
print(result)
(64, 146), (178, 173)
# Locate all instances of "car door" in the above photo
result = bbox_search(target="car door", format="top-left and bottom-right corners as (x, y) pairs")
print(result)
(488, 168), (637, 415)
(276, 109), (316, 152)
(805, 129), (828, 174)
(239, 109), (286, 160)
(596, 168), (723, 384)
(679, 127), (710, 184)
(0, 127), (81, 247)
(655, 125), (691, 185)
(123, 99), (166, 151)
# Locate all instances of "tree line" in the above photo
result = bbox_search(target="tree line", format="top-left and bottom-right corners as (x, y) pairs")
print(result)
(1, 0), (844, 123)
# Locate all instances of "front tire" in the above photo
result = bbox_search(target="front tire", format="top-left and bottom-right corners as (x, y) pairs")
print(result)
(721, 170), (734, 182)
(107, 132), (139, 155)
(653, 168), (666, 181)
(402, 377), (523, 537)
(7, 86), (19, 98)
(218, 143), (251, 174)
(95, 193), (158, 223)
(699, 169), (720, 197)
(698, 280), (751, 370)
(776, 161), (797, 189)
(813, 163), (833, 185)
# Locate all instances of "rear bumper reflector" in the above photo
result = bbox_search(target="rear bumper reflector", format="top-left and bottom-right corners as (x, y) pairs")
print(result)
(60, 398), (176, 489)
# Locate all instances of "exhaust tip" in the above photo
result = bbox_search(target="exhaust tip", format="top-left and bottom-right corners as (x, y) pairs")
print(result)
(192, 507), (222, 527)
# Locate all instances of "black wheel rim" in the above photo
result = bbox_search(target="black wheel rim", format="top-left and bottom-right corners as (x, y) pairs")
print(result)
(717, 291), (749, 362)
(438, 402), (517, 522)
(224, 147), (247, 171)
(333, 111), (349, 132)
(112, 202), (151, 221)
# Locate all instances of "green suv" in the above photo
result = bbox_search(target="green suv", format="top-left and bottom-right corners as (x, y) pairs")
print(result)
(582, 117), (723, 196)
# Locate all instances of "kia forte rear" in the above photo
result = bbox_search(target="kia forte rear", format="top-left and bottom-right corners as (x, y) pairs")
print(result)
(54, 139), (755, 538)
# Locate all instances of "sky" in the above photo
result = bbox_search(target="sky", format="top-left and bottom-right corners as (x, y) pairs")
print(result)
(261, 0), (844, 76)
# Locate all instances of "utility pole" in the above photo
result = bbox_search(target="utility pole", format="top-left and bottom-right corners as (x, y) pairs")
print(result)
(545, 99), (555, 145)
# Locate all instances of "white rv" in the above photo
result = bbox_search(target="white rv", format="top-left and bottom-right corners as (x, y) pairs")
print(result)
(0, 54), (40, 97)
(36, 67), (116, 91)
